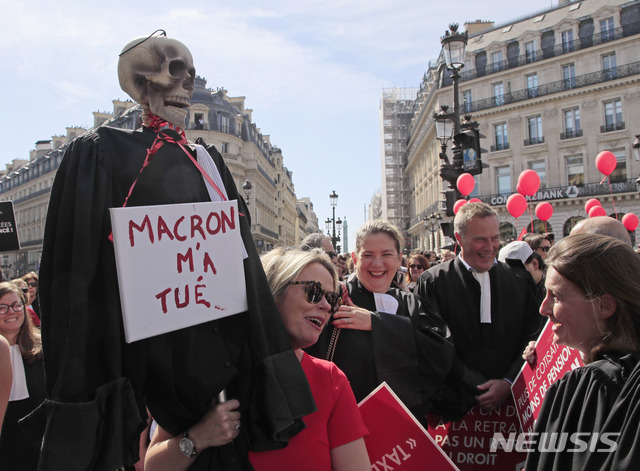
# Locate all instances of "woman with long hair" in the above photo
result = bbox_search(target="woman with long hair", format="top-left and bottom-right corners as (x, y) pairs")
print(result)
(0, 281), (45, 470)
(405, 253), (428, 293)
(525, 234), (640, 470)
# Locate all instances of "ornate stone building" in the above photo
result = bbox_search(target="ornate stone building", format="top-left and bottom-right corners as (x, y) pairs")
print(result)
(0, 78), (318, 277)
(391, 0), (640, 251)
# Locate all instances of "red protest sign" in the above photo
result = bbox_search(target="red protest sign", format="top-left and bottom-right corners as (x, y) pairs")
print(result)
(511, 319), (584, 433)
(359, 383), (459, 471)
(427, 399), (526, 471)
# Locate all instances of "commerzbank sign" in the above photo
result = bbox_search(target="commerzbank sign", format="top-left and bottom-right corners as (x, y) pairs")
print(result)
(484, 180), (637, 206)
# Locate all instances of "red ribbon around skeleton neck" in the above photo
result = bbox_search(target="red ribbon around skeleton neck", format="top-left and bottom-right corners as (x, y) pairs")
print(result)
(108, 113), (227, 242)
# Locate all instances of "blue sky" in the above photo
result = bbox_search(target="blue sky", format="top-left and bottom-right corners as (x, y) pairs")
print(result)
(0, 0), (554, 250)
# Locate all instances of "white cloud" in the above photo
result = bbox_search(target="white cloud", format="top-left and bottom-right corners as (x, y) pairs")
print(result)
(0, 0), (553, 246)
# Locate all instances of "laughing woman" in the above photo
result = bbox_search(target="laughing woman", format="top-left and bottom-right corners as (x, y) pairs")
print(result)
(525, 234), (640, 470)
(306, 219), (466, 424)
(250, 248), (370, 471)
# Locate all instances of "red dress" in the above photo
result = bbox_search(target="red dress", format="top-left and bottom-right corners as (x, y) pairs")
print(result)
(249, 353), (368, 470)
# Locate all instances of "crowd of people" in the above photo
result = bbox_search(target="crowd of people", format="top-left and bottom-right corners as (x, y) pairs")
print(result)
(3, 32), (640, 471)
(2, 204), (640, 470)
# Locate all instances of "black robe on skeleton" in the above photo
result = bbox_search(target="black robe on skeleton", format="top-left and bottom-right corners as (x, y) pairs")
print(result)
(21, 126), (315, 470)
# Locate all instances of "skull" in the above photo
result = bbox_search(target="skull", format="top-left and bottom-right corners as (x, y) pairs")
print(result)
(118, 36), (196, 127)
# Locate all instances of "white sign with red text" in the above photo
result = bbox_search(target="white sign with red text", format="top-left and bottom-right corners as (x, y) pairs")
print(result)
(110, 200), (247, 342)
(511, 319), (584, 433)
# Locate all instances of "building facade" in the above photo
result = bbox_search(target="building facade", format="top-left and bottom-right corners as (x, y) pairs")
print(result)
(0, 78), (318, 278)
(397, 0), (640, 251)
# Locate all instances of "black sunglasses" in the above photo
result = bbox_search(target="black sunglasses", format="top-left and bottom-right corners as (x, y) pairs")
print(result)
(409, 264), (425, 270)
(289, 281), (341, 314)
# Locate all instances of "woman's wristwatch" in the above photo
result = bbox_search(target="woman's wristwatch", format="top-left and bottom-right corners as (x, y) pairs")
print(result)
(179, 430), (198, 459)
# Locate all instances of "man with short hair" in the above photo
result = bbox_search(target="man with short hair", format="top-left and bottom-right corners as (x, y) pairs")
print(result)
(418, 203), (543, 410)
(300, 233), (338, 263)
(424, 251), (438, 266)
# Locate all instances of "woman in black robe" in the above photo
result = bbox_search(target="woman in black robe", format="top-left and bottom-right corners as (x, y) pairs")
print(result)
(306, 219), (474, 424)
(525, 233), (640, 470)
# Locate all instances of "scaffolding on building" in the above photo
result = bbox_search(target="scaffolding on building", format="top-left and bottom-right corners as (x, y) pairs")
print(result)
(380, 87), (418, 235)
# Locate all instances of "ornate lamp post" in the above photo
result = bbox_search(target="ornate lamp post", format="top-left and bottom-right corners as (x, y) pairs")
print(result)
(424, 212), (443, 250)
(328, 190), (341, 252)
(438, 23), (468, 189)
(434, 106), (456, 165)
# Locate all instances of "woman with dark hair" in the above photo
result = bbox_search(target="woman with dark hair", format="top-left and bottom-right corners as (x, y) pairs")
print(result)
(20, 272), (40, 319)
(525, 233), (640, 470)
(307, 219), (472, 424)
(0, 281), (45, 470)
(405, 253), (428, 293)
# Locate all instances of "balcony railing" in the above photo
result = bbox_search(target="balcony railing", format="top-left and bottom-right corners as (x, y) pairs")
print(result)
(465, 61), (640, 113)
(490, 143), (510, 152)
(407, 201), (440, 229)
(259, 225), (279, 240)
(524, 137), (545, 146)
(478, 178), (638, 207)
(21, 239), (43, 248)
(560, 129), (583, 140)
(443, 20), (640, 85)
(600, 122), (626, 133)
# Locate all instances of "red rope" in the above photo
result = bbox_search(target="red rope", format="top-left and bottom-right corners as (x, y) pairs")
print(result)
(109, 114), (227, 242)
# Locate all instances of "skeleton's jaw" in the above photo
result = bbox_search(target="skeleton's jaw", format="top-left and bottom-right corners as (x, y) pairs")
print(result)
(147, 91), (190, 128)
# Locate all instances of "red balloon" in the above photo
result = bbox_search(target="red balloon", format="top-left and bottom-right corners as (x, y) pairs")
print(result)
(453, 199), (467, 215)
(507, 193), (527, 218)
(535, 202), (553, 222)
(622, 213), (639, 231)
(457, 173), (475, 196)
(584, 198), (601, 214)
(518, 169), (541, 196)
(595, 151), (617, 176)
(468, 198), (482, 203)
(588, 206), (607, 218)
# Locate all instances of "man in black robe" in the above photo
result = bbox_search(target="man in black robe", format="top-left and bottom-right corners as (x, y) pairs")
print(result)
(417, 202), (543, 410)
(23, 35), (315, 471)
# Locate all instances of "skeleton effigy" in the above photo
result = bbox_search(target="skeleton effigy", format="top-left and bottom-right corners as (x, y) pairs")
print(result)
(22, 32), (315, 470)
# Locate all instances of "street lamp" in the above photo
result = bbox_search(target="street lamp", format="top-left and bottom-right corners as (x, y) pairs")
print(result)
(328, 190), (341, 251)
(242, 180), (252, 205)
(434, 105), (456, 165)
(439, 23), (469, 189)
(424, 212), (442, 250)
